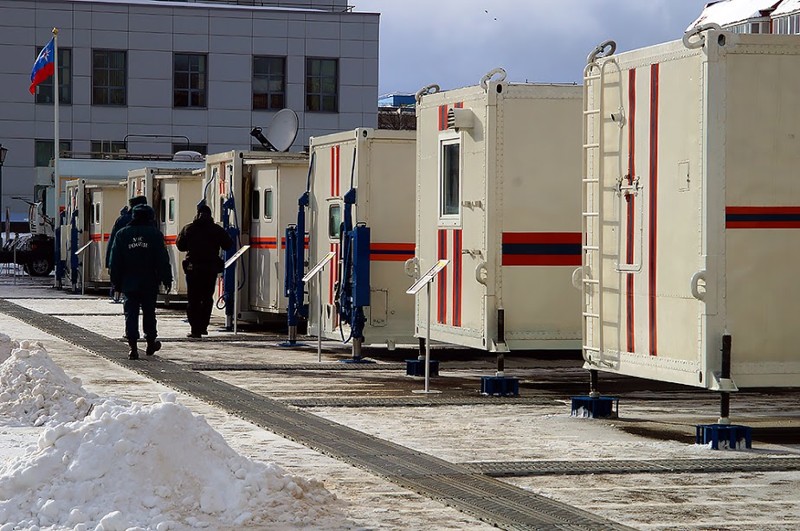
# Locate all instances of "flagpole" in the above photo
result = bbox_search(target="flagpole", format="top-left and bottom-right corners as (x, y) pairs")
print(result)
(52, 27), (61, 288)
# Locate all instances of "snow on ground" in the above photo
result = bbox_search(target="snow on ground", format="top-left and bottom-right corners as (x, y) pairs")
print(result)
(0, 335), (350, 530)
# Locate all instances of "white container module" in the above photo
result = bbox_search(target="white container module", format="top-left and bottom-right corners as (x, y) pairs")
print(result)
(414, 71), (583, 352)
(202, 150), (308, 326)
(86, 181), (127, 286)
(154, 170), (204, 299)
(62, 178), (124, 292)
(301, 128), (416, 350)
(582, 29), (800, 389)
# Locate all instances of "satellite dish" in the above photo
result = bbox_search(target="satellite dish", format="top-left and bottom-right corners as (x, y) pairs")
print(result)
(250, 108), (299, 152)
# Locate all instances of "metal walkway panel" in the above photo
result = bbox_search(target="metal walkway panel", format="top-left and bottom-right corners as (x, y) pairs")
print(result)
(0, 300), (632, 531)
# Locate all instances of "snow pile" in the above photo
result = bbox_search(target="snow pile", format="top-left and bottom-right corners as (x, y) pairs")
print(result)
(0, 392), (346, 530)
(0, 341), (98, 427)
(0, 333), (17, 364)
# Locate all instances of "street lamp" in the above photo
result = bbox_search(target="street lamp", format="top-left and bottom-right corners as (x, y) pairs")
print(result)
(0, 144), (8, 214)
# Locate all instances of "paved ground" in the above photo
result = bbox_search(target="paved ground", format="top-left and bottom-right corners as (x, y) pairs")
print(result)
(2, 272), (800, 530)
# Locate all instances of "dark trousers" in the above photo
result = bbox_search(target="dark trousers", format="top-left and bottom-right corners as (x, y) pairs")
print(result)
(186, 271), (217, 334)
(123, 290), (158, 341)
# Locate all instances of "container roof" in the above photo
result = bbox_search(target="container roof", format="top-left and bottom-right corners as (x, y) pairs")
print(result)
(773, 0), (800, 16)
(688, 0), (780, 30)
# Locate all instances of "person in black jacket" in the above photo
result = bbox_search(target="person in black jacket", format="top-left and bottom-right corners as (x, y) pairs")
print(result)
(106, 195), (148, 302)
(109, 204), (173, 359)
(176, 203), (233, 338)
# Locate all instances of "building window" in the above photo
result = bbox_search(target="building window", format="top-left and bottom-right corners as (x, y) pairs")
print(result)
(91, 140), (127, 159)
(94, 203), (100, 224)
(174, 53), (207, 108)
(253, 56), (286, 110)
(264, 189), (273, 221)
(306, 58), (338, 112)
(172, 143), (207, 155)
(34, 139), (72, 167)
(328, 204), (341, 239)
(168, 198), (175, 222)
(35, 47), (71, 104)
(92, 50), (126, 105)
(160, 199), (167, 223)
(439, 138), (461, 219)
(251, 189), (261, 220)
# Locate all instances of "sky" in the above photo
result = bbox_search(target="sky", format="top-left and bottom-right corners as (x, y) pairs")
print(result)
(353, 0), (708, 94)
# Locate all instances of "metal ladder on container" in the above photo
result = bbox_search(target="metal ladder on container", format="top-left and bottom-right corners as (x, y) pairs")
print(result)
(581, 43), (615, 365)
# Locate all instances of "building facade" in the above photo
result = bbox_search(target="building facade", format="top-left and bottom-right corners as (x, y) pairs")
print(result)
(0, 0), (379, 217)
(690, 0), (800, 35)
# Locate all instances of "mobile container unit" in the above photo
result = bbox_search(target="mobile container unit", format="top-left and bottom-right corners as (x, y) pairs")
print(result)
(581, 28), (800, 389)
(86, 181), (127, 287)
(413, 71), (584, 352)
(299, 128), (416, 353)
(202, 150), (308, 328)
(62, 178), (124, 292)
(154, 169), (204, 299)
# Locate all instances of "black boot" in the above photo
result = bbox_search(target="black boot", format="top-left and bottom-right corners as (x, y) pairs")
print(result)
(128, 340), (139, 360)
(145, 338), (161, 356)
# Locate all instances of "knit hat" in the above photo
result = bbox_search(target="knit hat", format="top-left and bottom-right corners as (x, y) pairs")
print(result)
(131, 204), (155, 221)
(197, 204), (212, 218)
(129, 195), (147, 208)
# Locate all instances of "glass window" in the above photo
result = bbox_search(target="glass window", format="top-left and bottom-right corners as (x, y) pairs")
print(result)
(95, 203), (100, 224)
(440, 140), (460, 218)
(34, 139), (71, 167)
(160, 199), (167, 222)
(35, 47), (71, 104)
(91, 140), (127, 159)
(168, 198), (175, 222)
(264, 189), (273, 221)
(92, 50), (127, 105)
(328, 204), (341, 239)
(251, 189), (260, 220)
(306, 58), (338, 112)
(174, 53), (207, 108)
(253, 56), (286, 110)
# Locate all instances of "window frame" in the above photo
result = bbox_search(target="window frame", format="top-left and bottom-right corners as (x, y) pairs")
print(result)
(34, 139), (72, 167)
(91, 140), (127, 159)
(168, 197), (175, 223)
(305, 57), (339, 113)
(173, 53), (208, 109)
(253, 55), (286, 110)
(92, 49), (127, 106)
(328, 203), (342, 240)
(251, 189), (261, 220)
(264, 188), (274, 221)
(35, 47), (72, 105)
(437, 132), (462, 226)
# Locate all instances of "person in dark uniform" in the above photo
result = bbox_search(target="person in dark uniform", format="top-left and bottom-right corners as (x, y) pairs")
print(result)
(109, 204), (173, 359)
(176, 203), (233, 338)
(106, 195), (148, 302)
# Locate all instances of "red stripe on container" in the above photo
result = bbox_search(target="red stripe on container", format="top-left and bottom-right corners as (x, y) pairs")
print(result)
(626, 67), (637, 354)
(648, 63), (660, 357)
(501, 232), (582, 244)
(452, 229), (462, 327)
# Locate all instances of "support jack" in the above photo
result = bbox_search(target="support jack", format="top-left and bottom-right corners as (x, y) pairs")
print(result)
(570, 369), (618, 418)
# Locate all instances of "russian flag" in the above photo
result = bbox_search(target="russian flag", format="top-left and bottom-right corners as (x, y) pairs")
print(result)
(30, 37), (55, 95)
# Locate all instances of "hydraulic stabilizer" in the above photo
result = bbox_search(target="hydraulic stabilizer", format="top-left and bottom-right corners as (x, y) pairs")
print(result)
(285, 154), (314, 344)
(336, 186), (370, 360)
(221, 193), (240, 330)
(69, 208), (80, 293)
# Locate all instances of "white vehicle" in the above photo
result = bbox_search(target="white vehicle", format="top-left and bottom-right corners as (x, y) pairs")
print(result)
(581, 28), (800, 389)
(413, 70), (583, 353)
(299, 128), (416, 355)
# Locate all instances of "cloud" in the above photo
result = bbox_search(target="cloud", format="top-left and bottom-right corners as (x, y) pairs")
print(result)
(356, 0), (707, 93)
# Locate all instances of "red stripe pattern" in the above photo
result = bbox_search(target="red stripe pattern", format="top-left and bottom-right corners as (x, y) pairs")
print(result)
(437, 229), (447, 324)
(370, 243), (415, 262)
(501, 232), (581, 266)
(648, 63), (660, 357)
(452, 230), (462, 327)
(626, 67), (637, 354)
(726, 206), (800, 228)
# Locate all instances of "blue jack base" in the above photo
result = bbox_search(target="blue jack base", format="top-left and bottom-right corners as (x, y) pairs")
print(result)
(276, 341), (310, 348)
(696, 424), (752, 450)
(571, 396), (619, 418)
(340, 358), (375, 364)
(480, 376), (519, 397)
(406, 359), (439, 377)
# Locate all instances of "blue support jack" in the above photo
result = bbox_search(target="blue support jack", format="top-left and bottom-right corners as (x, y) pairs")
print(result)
(570, 396), (619, 418)
(480, 375), (519, 396)
(406, 359), (439, 377)
(695, 424), (752, 450)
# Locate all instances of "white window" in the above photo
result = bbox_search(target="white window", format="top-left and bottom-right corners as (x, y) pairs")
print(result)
(168, 197), (175, 223)
(438, 135), (461, 224)
(264, 189), (273, 221)
(328, 204), (341, 239)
